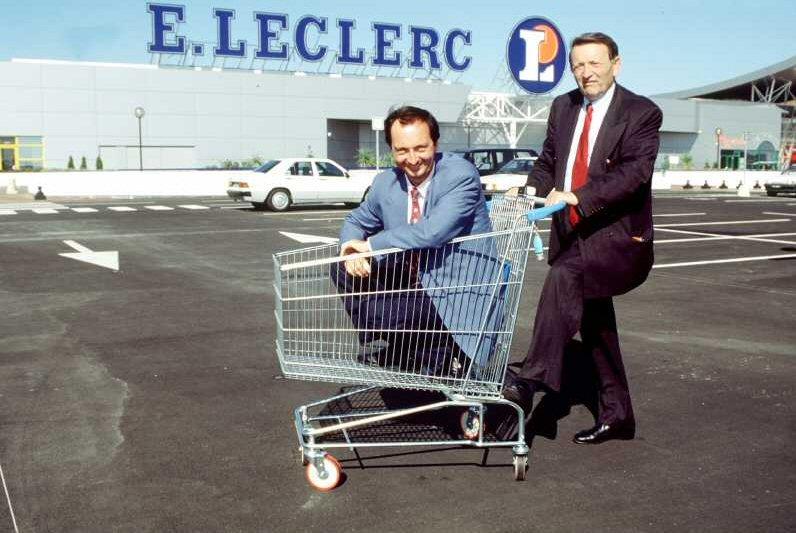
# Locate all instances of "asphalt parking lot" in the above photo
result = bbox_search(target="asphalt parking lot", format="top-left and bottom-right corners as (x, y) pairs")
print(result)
(1, 192), (794, 532)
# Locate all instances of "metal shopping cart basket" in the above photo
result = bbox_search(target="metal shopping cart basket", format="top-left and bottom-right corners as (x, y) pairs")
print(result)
(273, 194), (565, 490)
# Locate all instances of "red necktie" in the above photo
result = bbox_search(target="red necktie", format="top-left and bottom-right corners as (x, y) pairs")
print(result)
(570, 104), (593, 227)
(410, 186), (421, 223)
(409, 187), (421, 278)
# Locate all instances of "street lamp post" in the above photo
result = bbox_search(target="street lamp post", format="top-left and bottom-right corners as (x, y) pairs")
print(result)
(714, 127), (722, 169)
(738, 131), (751, 197)
(134, 106), (145, 171)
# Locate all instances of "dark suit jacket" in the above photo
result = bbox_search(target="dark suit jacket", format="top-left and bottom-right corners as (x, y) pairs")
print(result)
(527, 83), (663, 299)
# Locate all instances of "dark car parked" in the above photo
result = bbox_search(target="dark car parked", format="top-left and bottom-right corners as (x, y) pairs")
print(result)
(452, 147), (539, 176)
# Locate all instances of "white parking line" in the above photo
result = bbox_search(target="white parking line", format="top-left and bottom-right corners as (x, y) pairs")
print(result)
(656, 227), (796, 246)
(302, 217), (346, 221)
(725, 198), (791, 203)
(655, 218), (790, 228)
(0, 210), (16, 215)
(71, 207), (99, 213)
(656, 231), (796, 245)
(654, 253), (796, 269)
(762, 211), (796, 217)
(258, 209), (351, 217)
(178, 204), (210, 210)
(0, 461), (19, 533)
(107, 206), (138, 212)
(219, 205), (250, 209)
(31, 208), (60, 214)
(143, 205), (174, 211)
(653, 212), (706, 217)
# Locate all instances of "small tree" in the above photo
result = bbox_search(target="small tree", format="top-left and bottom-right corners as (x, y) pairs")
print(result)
(379, 152), (395, 168)
(80, 156), (87, 170)
(356, 149), (377, 167)
(703, 161), (711, 169)
(67, 156), (75, 170)
(681, 153), (693, 170)
(95, 155), (104, 170)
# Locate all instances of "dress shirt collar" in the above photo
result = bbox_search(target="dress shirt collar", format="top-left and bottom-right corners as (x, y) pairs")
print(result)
(583, 82), (616, 113)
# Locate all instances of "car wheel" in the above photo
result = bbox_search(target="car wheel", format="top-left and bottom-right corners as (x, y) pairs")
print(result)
(266, 189), (292, 211)
(766, 191), (778, 197)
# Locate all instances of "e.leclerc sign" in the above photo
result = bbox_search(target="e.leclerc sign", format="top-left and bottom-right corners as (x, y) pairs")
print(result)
(147, 3), (472, 73)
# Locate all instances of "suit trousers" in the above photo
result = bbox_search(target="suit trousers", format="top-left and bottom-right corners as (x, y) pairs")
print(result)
(330, 258), (464, 373)
(518, 241), (635, 426)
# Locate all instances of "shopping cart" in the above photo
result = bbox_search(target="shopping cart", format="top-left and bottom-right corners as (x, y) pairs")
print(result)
(273, 194), (565, 490)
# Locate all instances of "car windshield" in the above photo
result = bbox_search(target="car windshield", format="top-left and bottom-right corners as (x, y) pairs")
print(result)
(254, 160), (280, 173)
(496, 159), (534, 173)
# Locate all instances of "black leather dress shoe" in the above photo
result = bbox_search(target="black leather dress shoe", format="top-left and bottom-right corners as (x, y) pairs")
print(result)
(572, 423), (635, 445)
(502, 378), (536, 410)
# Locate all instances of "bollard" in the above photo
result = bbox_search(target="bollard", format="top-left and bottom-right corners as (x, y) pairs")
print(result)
(34, 186), (47, 200)
(6, 176), (18, 195)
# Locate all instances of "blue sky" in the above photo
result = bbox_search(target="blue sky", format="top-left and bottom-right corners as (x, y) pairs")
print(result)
(3, 0), (794, 96)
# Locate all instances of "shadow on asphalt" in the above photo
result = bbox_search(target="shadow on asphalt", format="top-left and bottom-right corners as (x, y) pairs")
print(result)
(311, 341), (604, 472)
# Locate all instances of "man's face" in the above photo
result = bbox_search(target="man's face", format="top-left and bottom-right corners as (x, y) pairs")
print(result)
(570, 43), (621, 101)
(390, 119), (437, 186)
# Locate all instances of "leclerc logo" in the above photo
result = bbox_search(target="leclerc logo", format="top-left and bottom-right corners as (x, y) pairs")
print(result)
(506, 17), (566, 94)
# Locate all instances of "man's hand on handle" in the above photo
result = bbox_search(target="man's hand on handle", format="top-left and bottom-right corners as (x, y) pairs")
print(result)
(545, 189), (578, 207)
(340, 239), (371, 277)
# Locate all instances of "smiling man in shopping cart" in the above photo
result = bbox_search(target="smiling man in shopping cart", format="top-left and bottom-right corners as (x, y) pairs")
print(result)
(331, 105), (503, 377)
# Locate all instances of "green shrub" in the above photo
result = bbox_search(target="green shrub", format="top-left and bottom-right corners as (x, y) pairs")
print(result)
(67, 156), (75, 170)
(96, 156), (104, 170)
(80, 156), (87, 170)
(356, 149), (376, 167)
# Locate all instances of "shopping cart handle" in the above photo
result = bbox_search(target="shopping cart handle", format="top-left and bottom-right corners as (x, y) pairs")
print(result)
(526, 201), (566, 222)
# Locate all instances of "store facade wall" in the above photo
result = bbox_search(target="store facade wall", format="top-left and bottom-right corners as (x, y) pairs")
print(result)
(0, 60), (470, 171)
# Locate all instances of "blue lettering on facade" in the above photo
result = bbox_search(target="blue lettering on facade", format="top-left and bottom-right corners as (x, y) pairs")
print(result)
(295, 16), (328, 62)
(337, 19), (365, 65)
(147, 3), (186, 54)
(445, 29), (472, 71)
(409, 27), (441, 69)
(254, 12), (289, 60)
(373, 23), (401, 67)
(146, 3), (473, 75)
(214, 8), (246, 57)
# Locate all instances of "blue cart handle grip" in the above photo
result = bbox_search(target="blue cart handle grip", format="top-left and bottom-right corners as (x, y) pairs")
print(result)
(526, 201), (567, 222)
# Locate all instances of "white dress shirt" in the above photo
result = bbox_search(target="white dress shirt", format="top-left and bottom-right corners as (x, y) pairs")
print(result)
(563, 82), (616, 192)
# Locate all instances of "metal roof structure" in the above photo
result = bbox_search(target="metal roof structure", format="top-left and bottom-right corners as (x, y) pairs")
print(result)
(655, 55), (796, 104)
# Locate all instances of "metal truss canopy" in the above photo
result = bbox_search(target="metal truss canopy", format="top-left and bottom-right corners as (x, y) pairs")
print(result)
(462, 92), (549, 148)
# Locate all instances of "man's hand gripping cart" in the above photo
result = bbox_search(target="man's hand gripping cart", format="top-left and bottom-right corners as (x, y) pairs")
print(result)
(273, 194), (566, 491)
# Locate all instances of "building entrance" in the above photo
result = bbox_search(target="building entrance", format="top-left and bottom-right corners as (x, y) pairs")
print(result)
(1, 148), (14, 171)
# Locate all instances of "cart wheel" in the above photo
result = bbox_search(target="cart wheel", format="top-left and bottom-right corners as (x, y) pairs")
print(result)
(305, 455), (342, 492)
(460, 409), (482, 440)
(513, 454), (528, 481)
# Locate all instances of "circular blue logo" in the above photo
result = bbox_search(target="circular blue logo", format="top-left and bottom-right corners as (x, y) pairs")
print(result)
(506, 17), (567, 94)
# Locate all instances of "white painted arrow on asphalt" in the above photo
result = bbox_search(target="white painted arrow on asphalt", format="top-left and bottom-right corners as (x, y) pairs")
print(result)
(59, 240), (119, 271)
(279, 231), (339, 244)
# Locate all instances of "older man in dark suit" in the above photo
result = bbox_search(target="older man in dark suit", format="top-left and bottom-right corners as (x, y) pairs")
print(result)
(504, 32), (663, 444)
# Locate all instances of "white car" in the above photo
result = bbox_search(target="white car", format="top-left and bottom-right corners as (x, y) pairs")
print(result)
(226, 158), (377, 211)
(480, 157), (537, 195)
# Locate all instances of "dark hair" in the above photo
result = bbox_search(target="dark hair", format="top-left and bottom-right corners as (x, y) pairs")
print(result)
(383, 106), (440, 147)
(569, 32), (619, 63)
